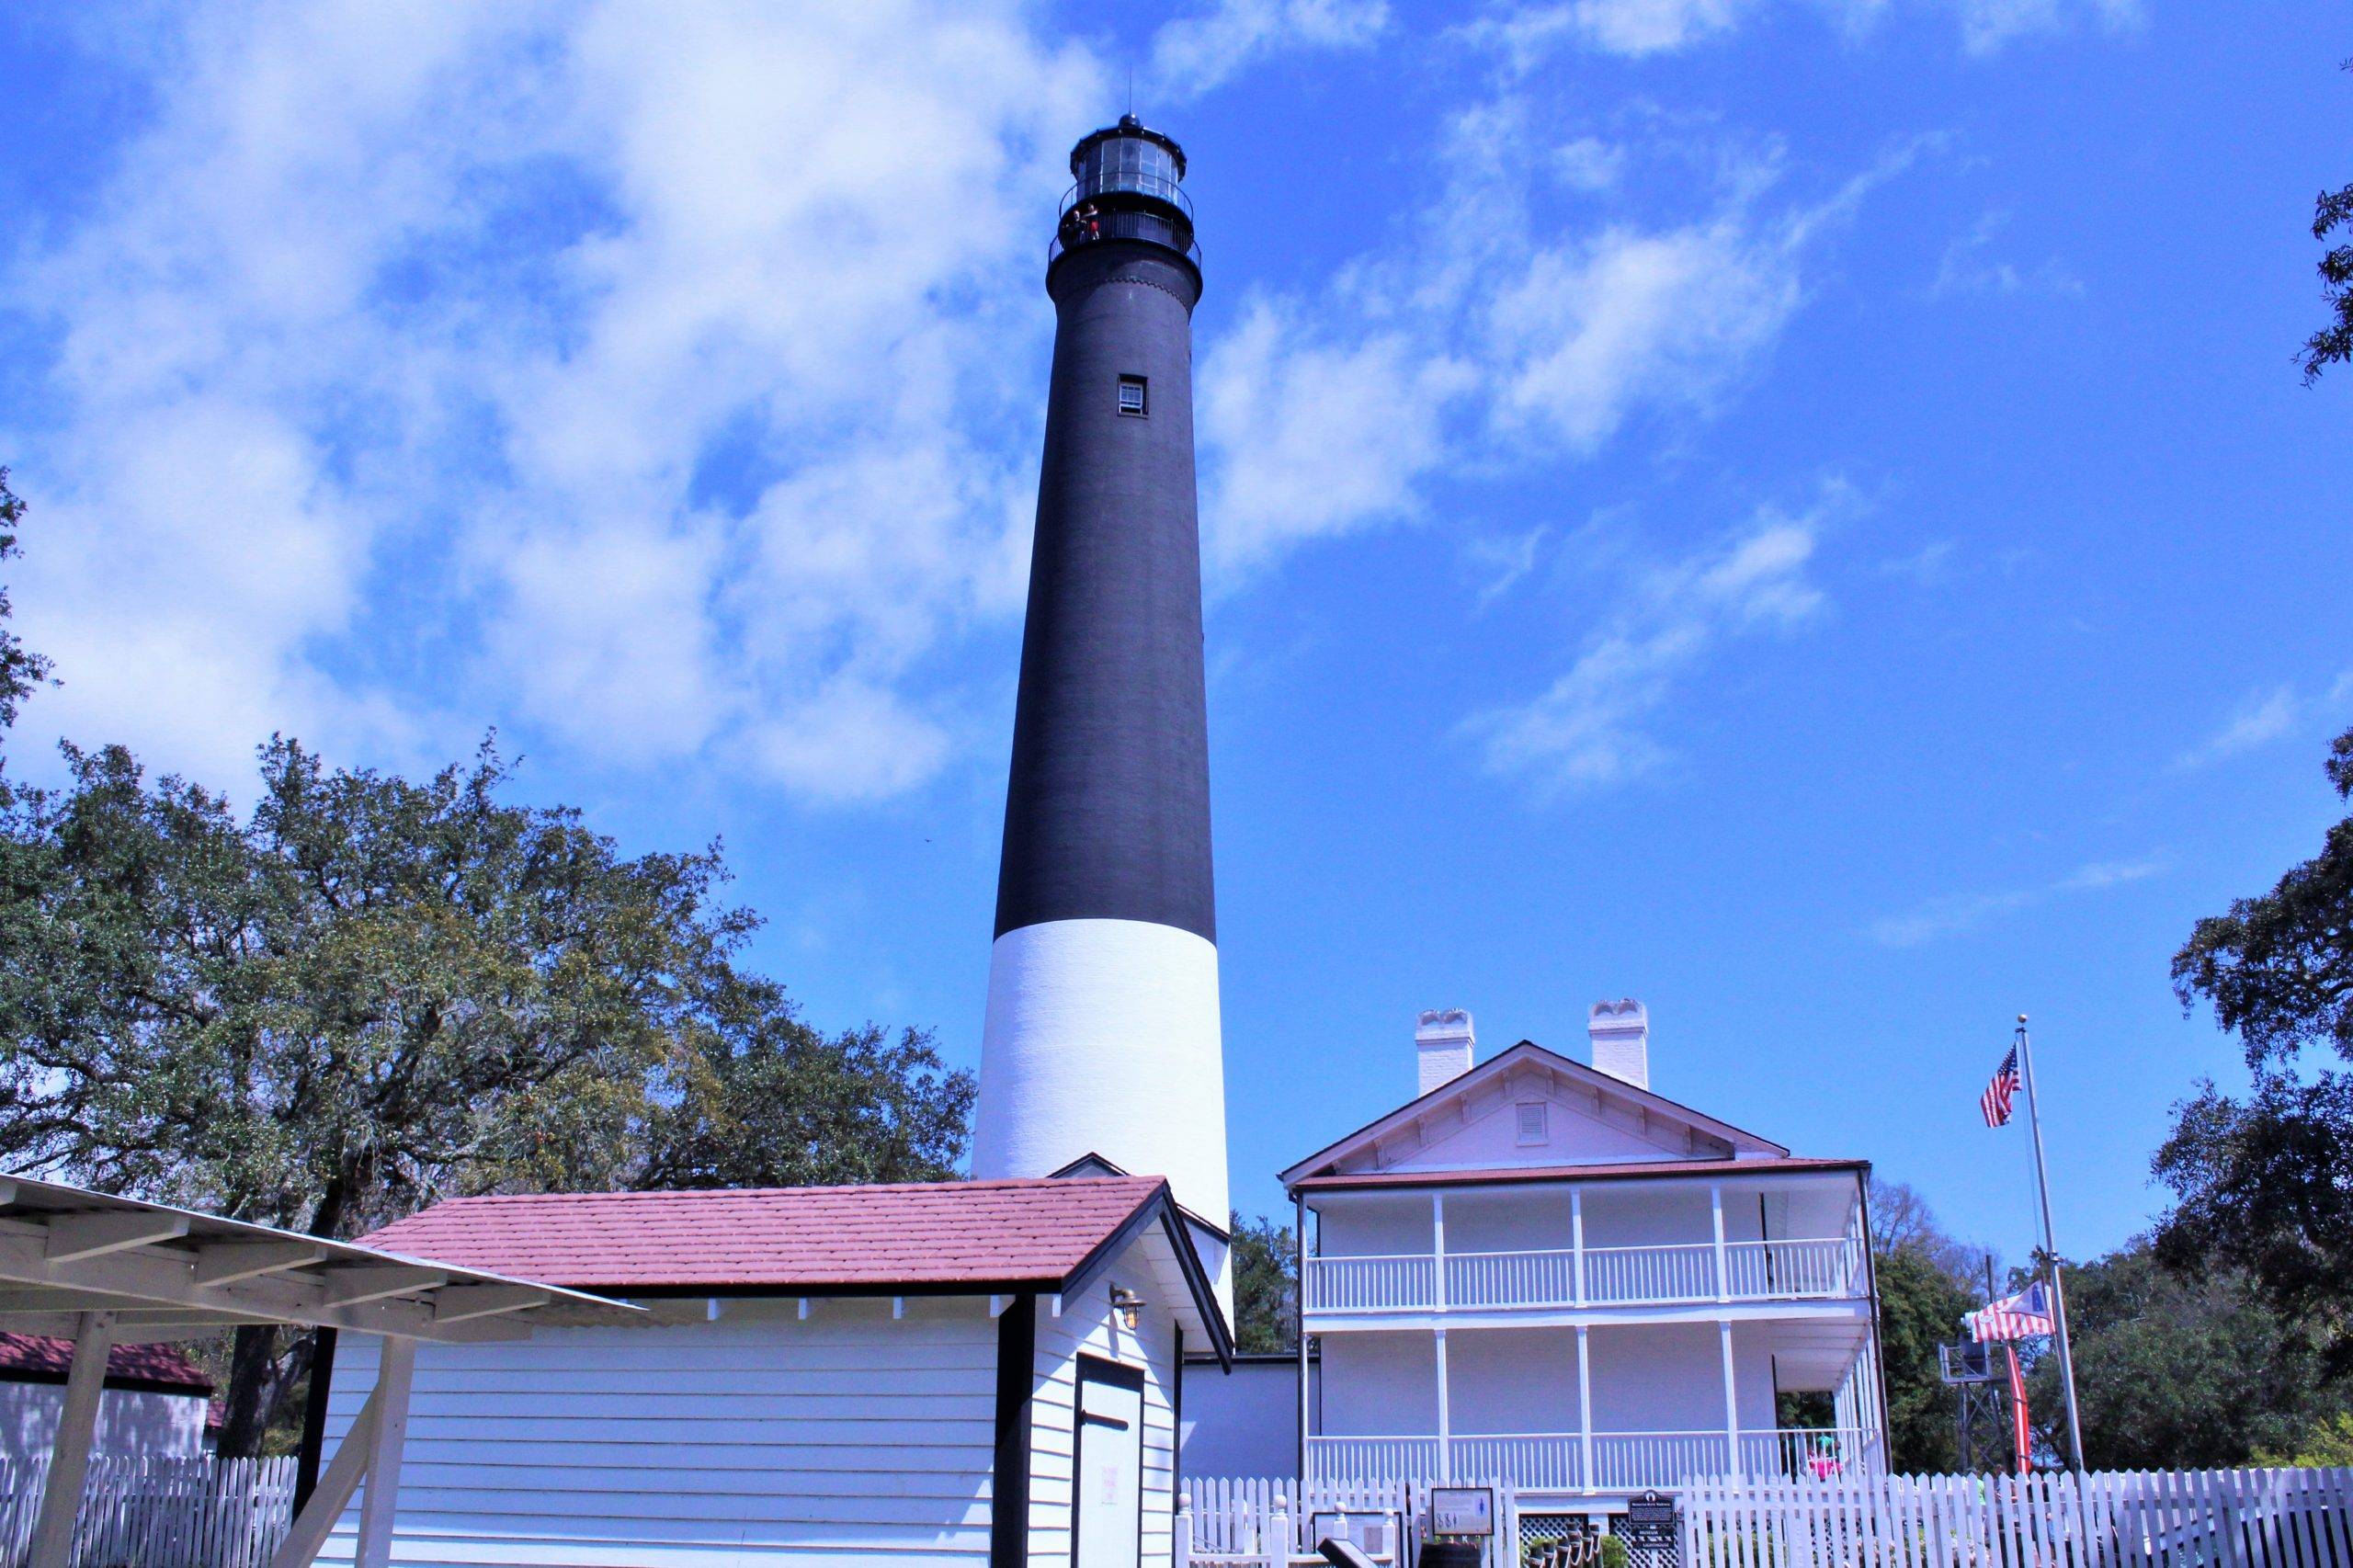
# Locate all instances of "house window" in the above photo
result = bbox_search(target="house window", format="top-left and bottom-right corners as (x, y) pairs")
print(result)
(1515, 1102), (1548, 1145)
(1118, 375), (1148, 415)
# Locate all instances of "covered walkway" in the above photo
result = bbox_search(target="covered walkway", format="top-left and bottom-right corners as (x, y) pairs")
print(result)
(0, 1172), (637, 1568)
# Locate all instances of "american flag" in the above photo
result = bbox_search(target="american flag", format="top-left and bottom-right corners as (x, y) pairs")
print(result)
(1981, 1046), (2021, 1128)
(1967, 1278), (2056, 1342)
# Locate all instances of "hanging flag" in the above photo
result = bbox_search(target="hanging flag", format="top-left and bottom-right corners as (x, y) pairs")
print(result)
(2005, 1346), (2032, 1473)
(1967, 1278), (2056, 1342)
(1980, 1045), (2021, 1128)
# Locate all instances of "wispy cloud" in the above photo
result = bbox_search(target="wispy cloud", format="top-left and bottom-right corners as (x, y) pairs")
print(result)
(1929, 210), (2085, 299)
(1148, 0), (1391, 99)
(1870, 855), (2168, 947)
(1880, 539), (1958, 584)
(1198, 99), (1928, 578)
(1462, 0), (2142, 63)
(2172, 677), (2353, 772)
(1465, 482), (1850, 791)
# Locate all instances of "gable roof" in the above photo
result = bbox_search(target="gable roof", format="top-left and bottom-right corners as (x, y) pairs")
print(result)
(0, 1333), (212, 1394)
(362, 1176), (1232, 1362)
(1279, 1039), (1791, 1187)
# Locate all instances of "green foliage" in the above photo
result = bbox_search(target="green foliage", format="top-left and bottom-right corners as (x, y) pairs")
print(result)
(2032, 1240), (2347, 1470)
(1229, 1211), (1298, 1353)
(0, 733), (972, 1450)
(1597, 1537), (1628, 1568)
(2256, 1410), (2353, 1467)
(0, 469), (55, 752)
(1873, 1244), (1978, 1473)
(2160, 725), (2353, 1369)
(2300, 62), (2353, 382)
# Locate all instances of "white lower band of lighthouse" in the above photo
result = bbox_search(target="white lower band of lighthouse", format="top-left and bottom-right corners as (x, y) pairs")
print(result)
(972, 918), (1229, 1230)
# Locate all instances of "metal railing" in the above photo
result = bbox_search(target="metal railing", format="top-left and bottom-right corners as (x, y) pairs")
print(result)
(1304, 1428), (1878, 1494)
(1305, 1237), (1864, 1314)
(1048, 206), (1201, 269)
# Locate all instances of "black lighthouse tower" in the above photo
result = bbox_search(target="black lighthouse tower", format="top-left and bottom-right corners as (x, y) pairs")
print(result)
(970, 118), (1230, 1287)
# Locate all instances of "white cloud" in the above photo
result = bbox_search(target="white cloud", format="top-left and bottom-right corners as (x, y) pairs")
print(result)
(1148, 0), (1391, 99)
(4, 0), (1093, 801)
(1192, 102), (1916, 582)
(1555, 137), (1630, 191)
(1870, 855), (2165, 947)
(1929, 210), (2085, 298)
(1198, 301), (1474, 579)
(2170, 682), (2339, 772)
(1488, 219), (1802, 449)
(1465, 485), (1845, 791)
(1465, 0), (2139, 62)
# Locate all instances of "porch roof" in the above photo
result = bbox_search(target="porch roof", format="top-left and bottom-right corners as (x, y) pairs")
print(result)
(1294, 1154), (1868, 1194)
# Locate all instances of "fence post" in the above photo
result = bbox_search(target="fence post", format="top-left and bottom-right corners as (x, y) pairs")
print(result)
(1177, 1491), (1194, 1568)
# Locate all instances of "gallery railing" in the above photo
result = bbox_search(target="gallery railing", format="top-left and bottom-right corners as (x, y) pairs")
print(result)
(1303, 1237), (1864, 1313)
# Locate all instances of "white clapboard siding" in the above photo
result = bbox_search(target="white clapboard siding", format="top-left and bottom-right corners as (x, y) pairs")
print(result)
(316, 1298), (1000, 1568)
(1678, 1466), (2353, 1566)
(1028, 1267), (1181, 1568)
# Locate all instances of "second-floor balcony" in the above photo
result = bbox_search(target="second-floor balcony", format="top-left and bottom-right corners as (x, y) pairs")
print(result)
(1304, 1235), (1865, 1315)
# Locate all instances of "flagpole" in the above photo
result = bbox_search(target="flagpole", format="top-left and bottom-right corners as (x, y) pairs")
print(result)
(2015, 1014), (2086, 1470)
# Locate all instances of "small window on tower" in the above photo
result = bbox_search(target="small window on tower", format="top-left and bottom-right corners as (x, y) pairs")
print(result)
(1516, 1102), (1548, 1145)
(1118, 375), (1148, 416)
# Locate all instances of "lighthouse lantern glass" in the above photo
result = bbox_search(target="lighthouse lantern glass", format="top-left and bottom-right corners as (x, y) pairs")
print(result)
(1074, 132), (1184, 208)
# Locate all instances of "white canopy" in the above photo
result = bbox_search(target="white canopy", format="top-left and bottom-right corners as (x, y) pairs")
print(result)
(0, 1171), (637, 1343)
(0, 1172), (640, 1568)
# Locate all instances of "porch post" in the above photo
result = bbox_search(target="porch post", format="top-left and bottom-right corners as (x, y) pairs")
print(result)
(1717, 1321), (1741, 1480)
(1296, 1193), (1312, 1483)
(1570, 1187), (1586, 1307)
(1434, 1327), (1452, 1483)
(28, 1310), (115, 1568)
(1431, 1193), (1448, 1312)
(1575, 1324), (1594, 1493)
(353, 1335), (418, 1568)
(1710, 1182), (1729, 1302)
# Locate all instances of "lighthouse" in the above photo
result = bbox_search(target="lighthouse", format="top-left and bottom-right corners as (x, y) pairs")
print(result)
(970, 118), (1231, 1285)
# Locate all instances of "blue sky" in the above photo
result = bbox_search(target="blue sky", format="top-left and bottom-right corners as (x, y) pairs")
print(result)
(2, 1), (2347, 1269)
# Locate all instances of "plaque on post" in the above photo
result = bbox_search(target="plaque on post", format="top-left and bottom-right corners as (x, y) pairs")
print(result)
(1623, 1491), (1677, 1546)
(1427, 1488), (1495, 1538)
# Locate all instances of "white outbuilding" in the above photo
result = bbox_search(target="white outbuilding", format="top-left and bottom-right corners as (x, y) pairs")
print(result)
(325, 1172), (1233, 1568)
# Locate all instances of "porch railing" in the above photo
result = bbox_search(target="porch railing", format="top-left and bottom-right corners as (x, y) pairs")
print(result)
(1305, 1427), (1877, 1494)
(1305, 1237), (1864, 1313)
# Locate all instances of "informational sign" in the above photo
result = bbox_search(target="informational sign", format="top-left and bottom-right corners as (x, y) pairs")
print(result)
(1428, 1487), (1495, 1538)
(1623, 1491), (1677, 1545)
(1311, 1510), (1399, 1558)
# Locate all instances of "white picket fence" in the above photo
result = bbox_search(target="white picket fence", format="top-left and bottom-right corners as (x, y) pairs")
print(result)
(1679, 1467), (2353, 1566)
(0, 1455), (296, 1568)
(1182, 1476), (1525, 1568)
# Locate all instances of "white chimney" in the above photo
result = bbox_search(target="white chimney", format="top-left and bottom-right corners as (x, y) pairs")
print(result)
(1588, 999), (1649, 1090)
(1415, 1008), (1475, 1096)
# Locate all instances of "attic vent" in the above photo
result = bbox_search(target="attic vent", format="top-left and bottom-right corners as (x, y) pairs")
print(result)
(1515, 1102), (1548, 1145)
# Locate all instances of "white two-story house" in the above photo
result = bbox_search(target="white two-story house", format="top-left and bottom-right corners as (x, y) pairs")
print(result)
(1281, 1005), (1885, 1521)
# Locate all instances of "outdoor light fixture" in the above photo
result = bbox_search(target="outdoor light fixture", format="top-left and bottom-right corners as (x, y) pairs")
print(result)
(1109, 1286), (1144, 1331)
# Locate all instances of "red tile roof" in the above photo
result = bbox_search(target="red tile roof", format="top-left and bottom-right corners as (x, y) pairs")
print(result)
(0, 1334), (212, 1393)
(1295, 1155), (1867, 1191)
(359, 1176), (1173, 1291)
